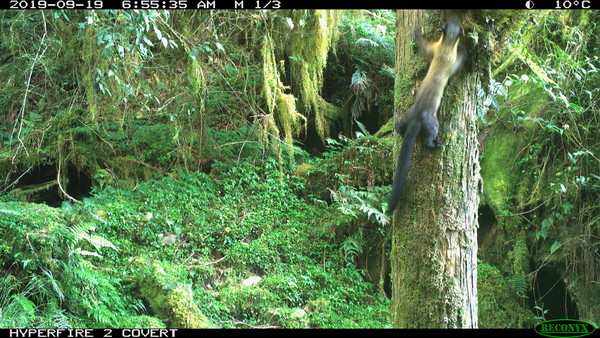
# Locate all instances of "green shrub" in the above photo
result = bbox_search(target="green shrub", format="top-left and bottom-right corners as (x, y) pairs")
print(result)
(0, 202), (143, 327)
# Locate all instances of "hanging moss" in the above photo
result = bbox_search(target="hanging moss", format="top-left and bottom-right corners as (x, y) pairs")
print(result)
(283, 10), (342, 141)
(260, 36), (297, 176)
(507, 230), (531, 277)
(81, 17), (101, 124)
(187, 60), (206, 109)
(262, 35), (304, 149)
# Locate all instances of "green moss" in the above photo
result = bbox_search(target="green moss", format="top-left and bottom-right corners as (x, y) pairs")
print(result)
(507, 232), (531, 277)
(119, 315), (166, 328)
(284, 10), (342, 141)
(135, 259), (210, 328)
(220, 284), (281, 319)
(293, 163), (313, 178)
(261, 33), (304, 167)
(81, 23), (100, 123)
(260, 10), (342, 145)
(480, 127), (523, 214)
(478, 262), (534, 328)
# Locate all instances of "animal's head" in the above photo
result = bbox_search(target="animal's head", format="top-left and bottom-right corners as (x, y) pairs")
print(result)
(441, 16), (463, 44)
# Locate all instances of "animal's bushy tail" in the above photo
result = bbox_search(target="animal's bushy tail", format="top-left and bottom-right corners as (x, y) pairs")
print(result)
(387, 119), (420, 214)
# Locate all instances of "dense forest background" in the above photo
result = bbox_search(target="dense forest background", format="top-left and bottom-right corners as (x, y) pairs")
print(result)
(0, 9), (598, 328)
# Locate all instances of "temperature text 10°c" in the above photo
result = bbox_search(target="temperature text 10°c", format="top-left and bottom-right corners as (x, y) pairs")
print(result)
(555, 0), (591, 8)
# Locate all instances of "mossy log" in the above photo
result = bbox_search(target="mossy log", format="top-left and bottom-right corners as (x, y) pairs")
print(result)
(134, 258), (209, 328)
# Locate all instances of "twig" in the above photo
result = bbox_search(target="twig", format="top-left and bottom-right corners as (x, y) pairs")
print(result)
(187, 256), (227, 267)
(118, 157), (172, 176)
(2, 166), (32, 193)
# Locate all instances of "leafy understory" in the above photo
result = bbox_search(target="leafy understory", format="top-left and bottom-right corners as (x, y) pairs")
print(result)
(0, 160), (390, 328)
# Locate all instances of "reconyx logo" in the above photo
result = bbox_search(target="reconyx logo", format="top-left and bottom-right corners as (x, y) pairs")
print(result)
(534, 319), (597, 338)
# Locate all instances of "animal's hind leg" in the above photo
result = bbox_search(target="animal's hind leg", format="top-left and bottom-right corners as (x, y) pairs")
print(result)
(422, 116), (441, 148)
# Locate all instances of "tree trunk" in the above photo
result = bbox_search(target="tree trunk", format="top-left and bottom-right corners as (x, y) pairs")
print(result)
(390, 10), (480, 328)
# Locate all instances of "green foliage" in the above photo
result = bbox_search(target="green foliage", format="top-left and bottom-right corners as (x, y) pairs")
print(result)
(332, 185), (389, 225)
(85, 10), (177, 101)
(0, 10), (198, 188)
(0, 156), (390, 327)
(0, 202), (144, 327)
(492, 12), (599, 202)
(303, 129), (393, 200)
(0, 276), (44, 328)
(131, 124), (179, 165)
(480, 11), (599, 323)
(491, 12), (599, 246)
(290, 127), (393, 278)
(0, 9), (392, 196)
(328, 11), (396, 131)
(77, 159), (389, 328)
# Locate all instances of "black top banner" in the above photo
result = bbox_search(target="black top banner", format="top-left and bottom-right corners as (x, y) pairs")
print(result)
(2, 0), (597, 9)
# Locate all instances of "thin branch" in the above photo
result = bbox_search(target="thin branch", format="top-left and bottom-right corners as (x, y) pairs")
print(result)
(57, 160), (80, 204)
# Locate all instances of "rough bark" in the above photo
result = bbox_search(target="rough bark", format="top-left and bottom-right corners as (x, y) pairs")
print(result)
(390, 10), (480, 328)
